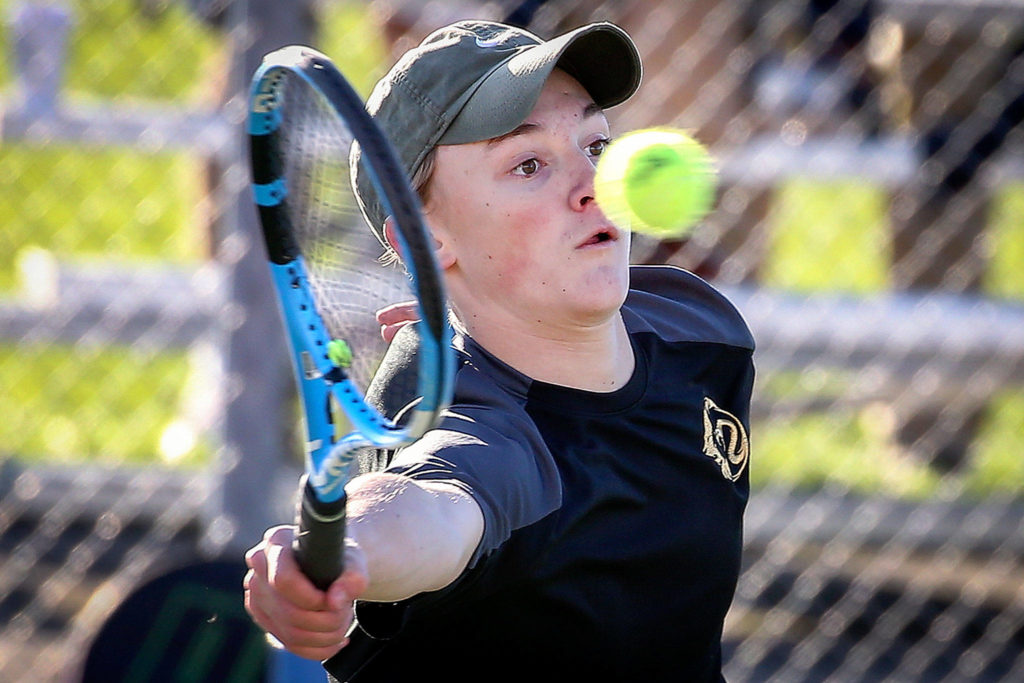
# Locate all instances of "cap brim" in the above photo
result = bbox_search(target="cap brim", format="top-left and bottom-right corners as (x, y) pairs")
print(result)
(440, 23), (642, 145)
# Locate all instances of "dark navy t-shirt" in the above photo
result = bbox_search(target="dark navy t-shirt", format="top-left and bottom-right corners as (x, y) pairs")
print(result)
(326, 265), (755, 682)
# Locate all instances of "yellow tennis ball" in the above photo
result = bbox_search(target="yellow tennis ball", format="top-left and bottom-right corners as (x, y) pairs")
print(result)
(595, 128), (716, 239)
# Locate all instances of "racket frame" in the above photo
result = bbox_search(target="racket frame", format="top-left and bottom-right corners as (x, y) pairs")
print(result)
(247, 46), (453, 588)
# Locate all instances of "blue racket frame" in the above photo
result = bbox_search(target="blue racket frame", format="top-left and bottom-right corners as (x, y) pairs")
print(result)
(247, 46), (454, 588)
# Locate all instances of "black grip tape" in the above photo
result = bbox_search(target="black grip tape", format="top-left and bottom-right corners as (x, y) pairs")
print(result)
(293, 475), (347, 592)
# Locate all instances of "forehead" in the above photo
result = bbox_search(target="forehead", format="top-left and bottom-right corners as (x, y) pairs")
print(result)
(528, 69), (601, 119)
(485, 71), (607, 146)
(430, 70), (605, 172)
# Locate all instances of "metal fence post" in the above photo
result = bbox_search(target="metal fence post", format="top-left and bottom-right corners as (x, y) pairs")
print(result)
(214, 0), (318, 554)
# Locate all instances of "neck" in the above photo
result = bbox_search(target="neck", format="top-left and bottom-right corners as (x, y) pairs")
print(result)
(455, 307), (635, 392)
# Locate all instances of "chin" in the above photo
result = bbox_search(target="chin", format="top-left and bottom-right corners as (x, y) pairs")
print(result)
(574, 268), (630, 315)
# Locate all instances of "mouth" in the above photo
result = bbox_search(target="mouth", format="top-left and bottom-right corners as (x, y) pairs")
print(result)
(577, 225), (620, 248)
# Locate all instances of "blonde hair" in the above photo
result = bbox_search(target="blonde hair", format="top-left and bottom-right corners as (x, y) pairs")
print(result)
(380, 147), (438, 266)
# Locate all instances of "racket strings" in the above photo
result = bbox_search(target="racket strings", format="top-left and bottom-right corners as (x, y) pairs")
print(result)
(276, 76), (417, 405)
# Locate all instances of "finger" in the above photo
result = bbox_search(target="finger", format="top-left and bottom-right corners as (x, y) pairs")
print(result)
(327, 544), (370, 611)
(245, 524), (291, 576)
(253, 600), (350, 662)
(244, 544), (268, 579)
(272, 607), (351, 644)
(380, 319), (414, 344)
(243, 526), (354, 662)
(375, 301), (419, 325)
(266, 569), (330, 614)
(243, 574), (275, 632)
(265, 535), (332, 612)
(264, 524), (298, 546)
(246, 565), (352, 645)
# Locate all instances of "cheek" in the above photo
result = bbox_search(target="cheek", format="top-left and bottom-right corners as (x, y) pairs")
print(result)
(510, 218), (576, 296)
(440, 177), (567, 292)
(472, 200), (550, 286)
(484, 229), (533, 290)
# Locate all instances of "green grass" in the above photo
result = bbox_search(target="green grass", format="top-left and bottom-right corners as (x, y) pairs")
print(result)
(0, 343), (212, 466)
(0, 0), (218, 291)
(315, 1), (389, 97)
(0, 0), (221, 102)
(753, 181), (1024, 498)
(0, 0), (222, 467)
(751, 409), (943, 500)
(984, 183), (1024, 300)
(964, 390), (1024, 496)
(763, 180), (892, 293)
(751, 386), (1024, 500)
(763, 179), (1024, 298)
(0, 0), (387, 468)
(0, 144), (207, 291)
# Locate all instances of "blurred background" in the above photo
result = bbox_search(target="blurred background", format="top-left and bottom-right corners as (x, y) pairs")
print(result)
(1, 0), (1022, 680)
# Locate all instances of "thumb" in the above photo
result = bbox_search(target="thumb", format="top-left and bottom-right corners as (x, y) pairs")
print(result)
(326, 543), (369, 610)
(327, 570), (369, 611)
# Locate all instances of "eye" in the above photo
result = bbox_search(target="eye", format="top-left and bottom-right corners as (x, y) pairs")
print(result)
(587, 137), (611, 159)
(512, 157), (542, 177)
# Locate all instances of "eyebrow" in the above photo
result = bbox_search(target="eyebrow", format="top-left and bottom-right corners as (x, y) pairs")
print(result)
(486, 101), (605, 147)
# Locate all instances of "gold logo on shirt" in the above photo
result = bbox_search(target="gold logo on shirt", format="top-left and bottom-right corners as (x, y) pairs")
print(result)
(702, 397), (749, 482)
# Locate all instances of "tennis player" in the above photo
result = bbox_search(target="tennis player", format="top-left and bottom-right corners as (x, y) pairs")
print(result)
(244, 19), (754, 682)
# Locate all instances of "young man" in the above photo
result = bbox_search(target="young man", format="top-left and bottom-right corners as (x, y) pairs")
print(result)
(244, 20), (754, 682)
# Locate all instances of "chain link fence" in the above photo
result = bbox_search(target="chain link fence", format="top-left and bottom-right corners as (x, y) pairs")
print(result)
(1, 0), (1022, 680)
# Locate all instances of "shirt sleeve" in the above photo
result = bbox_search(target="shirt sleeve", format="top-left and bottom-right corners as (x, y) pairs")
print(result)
(384, 405), (562, 567)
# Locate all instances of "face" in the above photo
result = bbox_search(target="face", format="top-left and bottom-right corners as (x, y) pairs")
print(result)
(422, 69), (631, 331)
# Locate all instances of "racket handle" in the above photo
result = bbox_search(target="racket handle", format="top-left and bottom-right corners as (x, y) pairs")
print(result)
(292, 475), (347, 592)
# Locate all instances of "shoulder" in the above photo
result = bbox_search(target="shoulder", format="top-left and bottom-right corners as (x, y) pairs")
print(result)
(625, 265), (754, 351)
(395, 341), (550, 478)
(386, 343), (561, 555)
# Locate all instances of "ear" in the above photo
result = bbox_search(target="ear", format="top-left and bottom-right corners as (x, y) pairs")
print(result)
(384, 216), (456, 270)
(430, 224), (457, 270)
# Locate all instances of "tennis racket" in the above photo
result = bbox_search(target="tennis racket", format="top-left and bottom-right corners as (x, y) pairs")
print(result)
(247, 46), (454, 590)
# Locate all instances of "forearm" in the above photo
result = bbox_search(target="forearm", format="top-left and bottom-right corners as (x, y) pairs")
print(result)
(345, 472), (483, 602)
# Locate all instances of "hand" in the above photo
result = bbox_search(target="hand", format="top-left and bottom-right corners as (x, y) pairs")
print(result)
(243, 525), (369, 661)
(376, 301), (420, 344)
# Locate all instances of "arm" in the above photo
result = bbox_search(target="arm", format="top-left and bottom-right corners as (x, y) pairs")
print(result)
(347, 472), (484, 601)
(244, 471), (484, 659)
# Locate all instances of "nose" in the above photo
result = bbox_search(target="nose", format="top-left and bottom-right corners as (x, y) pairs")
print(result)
(570, 152), (597, 211)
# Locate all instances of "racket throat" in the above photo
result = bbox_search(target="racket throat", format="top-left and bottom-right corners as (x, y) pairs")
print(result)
(299, 350), (322, 380)
(298, 349), (349, 382)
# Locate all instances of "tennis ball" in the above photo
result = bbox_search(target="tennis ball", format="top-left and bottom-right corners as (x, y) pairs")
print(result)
(595, 128), (716, 239)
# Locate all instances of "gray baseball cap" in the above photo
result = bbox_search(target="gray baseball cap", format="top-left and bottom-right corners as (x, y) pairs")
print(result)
(353, 20), (643, 243)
